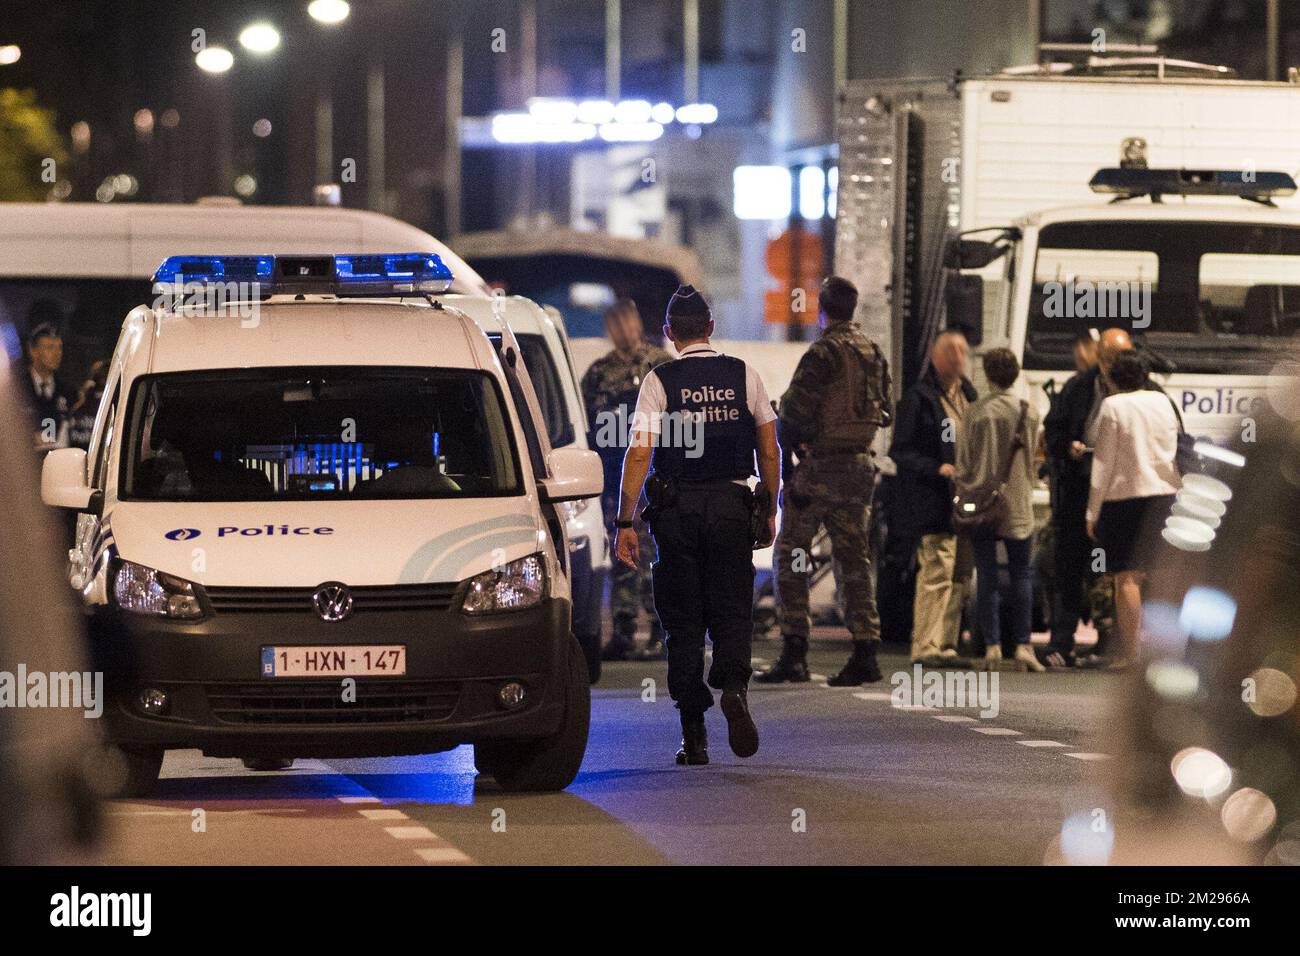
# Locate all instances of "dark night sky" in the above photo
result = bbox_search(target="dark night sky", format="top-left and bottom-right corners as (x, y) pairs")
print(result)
(0, 0), (607, 230)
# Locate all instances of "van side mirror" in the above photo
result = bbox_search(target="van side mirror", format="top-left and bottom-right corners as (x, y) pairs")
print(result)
(944, 234), (1017, 270)
(946, 274), (984, 347)
(539, 447), (603, 503)
(41, 448), (102, 514)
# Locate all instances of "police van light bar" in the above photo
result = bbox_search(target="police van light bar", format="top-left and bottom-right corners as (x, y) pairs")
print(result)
(152, 255), (274, 285)
(150, 252), (454, 296)
(1089, 167), (1297, 201)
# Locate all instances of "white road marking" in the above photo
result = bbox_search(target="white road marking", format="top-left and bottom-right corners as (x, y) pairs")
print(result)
(415, 846), (473, 864)
(1017, 740), (1069, 748)
(1064, 752), (1112, 761)
(971, 727), (1022, 736)
(336, 795), (382, 804)
(384, 825), (439, 840)
(932, 715), (977, 723)
(809, 673), (828, 682)
(359, 808), (409, 821)
(852, 692), (893, 702)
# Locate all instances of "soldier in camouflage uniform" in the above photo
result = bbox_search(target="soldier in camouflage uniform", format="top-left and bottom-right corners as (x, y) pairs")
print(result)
(581, 299), (674, 661)
(758, 276), (892, 686)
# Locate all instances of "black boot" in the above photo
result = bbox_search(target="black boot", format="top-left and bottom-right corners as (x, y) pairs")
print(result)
(720, 686), (759, 758)
(826, 640), (883, 686)
(675, 715), (709, 765)
(755, 635), (810, 684)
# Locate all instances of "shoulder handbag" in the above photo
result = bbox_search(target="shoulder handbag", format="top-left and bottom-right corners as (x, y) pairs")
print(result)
(951, 399), (1029, 535)
(1162, 392), (1202, 476)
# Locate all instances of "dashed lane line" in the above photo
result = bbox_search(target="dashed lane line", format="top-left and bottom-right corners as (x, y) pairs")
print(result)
(336, 792), (476, 865)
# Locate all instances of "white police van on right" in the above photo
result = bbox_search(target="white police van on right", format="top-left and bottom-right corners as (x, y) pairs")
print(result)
(834, 60), (1300, 448)
(441, 293), (610, 682)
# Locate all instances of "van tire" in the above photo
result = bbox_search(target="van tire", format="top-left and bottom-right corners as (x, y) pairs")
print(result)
(476, 636), (590, 792)
(114, 747), (164, 799)
(578, 630), (602, 684)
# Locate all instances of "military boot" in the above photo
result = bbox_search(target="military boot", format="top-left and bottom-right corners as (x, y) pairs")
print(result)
(755, 633), (811, 683)
(826, 640), (883, 686)
(675, 714), (709, 765)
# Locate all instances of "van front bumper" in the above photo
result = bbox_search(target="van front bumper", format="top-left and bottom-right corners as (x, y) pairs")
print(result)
(88, 597), (571, 759)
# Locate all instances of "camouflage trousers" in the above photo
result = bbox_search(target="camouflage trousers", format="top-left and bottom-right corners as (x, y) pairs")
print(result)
(774, 488), (881, 647)
(606, 493), (663, 646)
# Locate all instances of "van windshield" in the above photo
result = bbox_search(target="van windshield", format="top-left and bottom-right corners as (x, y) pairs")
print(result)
(121, 367), (522, 501)
(1025, 220), (1300, 374)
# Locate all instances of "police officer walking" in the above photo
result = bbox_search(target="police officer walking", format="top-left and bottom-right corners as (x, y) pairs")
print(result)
(581, 299), (673, 661)
(613, 285), (780, 764)
(758, 276), (891, 686)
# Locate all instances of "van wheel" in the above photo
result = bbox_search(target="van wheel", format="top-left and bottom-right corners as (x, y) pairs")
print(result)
(112, 747), (164, 799)
(577, 630), (602, 684)
(476, 636), (590, 792)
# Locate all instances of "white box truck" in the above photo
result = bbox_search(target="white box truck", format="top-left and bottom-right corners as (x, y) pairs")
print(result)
(833, 59), (1300, 643)
(834, 61), (1300, 440)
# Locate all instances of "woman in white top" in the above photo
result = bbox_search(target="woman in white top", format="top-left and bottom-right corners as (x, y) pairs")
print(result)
(1086, 351), (1181, 664)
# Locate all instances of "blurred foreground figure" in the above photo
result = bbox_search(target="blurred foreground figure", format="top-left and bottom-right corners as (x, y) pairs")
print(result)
(1097, 370), (1300, 865)
(0, 365), (102, 864)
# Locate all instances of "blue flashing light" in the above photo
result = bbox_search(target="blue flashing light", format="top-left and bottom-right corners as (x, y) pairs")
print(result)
(152, 255), (274, 286)
(149, 252), (453, 297)
(334, 253), (453, 291)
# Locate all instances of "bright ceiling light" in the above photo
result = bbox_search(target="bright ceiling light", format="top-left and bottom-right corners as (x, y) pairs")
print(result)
(239, 23), (281, 54)
(195, 46), (235, 74)
(308, 0), (351, 24)
(0, 45), (20, 66)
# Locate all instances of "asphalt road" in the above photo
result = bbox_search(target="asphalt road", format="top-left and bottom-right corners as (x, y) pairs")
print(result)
(101, 637), (1128, 866)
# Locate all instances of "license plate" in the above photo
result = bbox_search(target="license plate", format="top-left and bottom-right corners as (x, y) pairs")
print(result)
(261, 645), (406, 677)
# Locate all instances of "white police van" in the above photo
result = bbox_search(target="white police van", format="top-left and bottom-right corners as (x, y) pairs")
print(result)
(441, 294), (609, 682)
(40, 252), (603, 796)
(0, 200), (609, 686)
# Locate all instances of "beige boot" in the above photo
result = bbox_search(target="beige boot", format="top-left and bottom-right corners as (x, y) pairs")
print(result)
(1014, 644), (1046, 672)
(983, 645), (1002, 671)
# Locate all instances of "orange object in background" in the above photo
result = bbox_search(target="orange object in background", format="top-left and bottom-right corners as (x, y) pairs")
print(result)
(764, 227), (824, 325)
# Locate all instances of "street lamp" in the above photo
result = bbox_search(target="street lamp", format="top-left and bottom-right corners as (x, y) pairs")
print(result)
(195, 46), (234, 73)
(239, 23), (282, 54)
(0, 45), (21, 65)
(307, 0), (350, 25)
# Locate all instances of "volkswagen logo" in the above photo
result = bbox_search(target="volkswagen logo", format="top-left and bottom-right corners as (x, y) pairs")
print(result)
(312, 582), (353, 623)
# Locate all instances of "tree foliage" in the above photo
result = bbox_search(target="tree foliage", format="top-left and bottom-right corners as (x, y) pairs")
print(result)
(0, 88), (68, 202)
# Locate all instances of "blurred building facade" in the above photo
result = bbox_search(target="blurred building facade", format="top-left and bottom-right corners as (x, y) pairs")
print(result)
(1, 0), (1296, 338)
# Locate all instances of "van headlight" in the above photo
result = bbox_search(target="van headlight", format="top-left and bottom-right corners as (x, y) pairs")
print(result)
(114, 560), (204, 619)
(461, 553), (546, 614)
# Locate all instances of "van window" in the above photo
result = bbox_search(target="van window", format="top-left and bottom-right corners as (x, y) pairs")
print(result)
(488, 332), (575, 447)
(120, 367), (522, 501)
(1026, 220), (1300, 374)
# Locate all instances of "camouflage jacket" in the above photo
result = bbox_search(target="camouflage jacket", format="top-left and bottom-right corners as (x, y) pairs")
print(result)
(580, 342), (674, 423)
(778, 321), (891, 453)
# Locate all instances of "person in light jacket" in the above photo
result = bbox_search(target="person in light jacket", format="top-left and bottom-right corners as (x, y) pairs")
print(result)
(955, 349), (1044, 672)
(1086, 351), (1181, 667)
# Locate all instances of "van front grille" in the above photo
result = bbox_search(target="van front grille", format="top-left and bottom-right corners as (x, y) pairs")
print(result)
(204, 582), (460, 614)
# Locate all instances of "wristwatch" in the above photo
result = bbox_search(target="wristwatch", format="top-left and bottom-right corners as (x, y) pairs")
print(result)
(612, 519), (634, 530)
